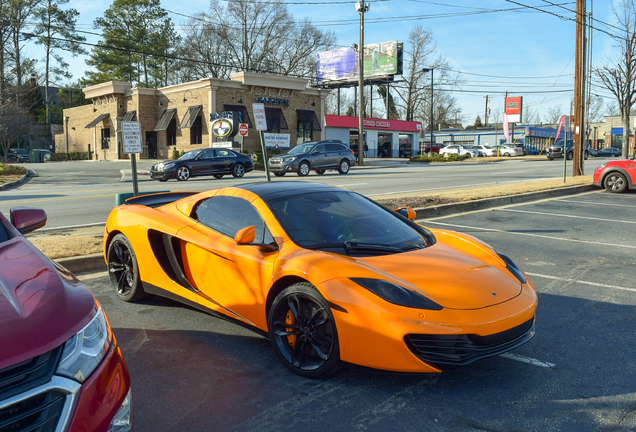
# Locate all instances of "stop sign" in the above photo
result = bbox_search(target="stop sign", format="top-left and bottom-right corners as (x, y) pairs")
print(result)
(239, 123), (248, 137)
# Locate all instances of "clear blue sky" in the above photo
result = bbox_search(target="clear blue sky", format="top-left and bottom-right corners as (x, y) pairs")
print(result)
(24, 0), (618, 125)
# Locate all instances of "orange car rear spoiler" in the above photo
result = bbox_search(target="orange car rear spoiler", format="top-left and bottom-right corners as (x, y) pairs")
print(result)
(124, 191), (199, 208)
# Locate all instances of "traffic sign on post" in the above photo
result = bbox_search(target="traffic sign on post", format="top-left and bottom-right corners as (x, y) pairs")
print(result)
(252, 104), (270, 181)
(122, 121), (142, 196)
(239, 123), (249, 137)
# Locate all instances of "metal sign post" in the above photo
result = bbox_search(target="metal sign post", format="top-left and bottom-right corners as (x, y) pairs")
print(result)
(252, 104), (271, 182)
(122, 121), (142, 196)
(563, 116), (570, 183)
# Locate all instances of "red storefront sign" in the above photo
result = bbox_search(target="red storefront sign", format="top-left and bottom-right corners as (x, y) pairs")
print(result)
(325, 115), (422, 132)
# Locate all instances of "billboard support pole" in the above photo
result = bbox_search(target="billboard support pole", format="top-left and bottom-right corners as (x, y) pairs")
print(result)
(356, 1), (369, 166)
(337, 88), (341, 116)
(386, 77), (390, 120)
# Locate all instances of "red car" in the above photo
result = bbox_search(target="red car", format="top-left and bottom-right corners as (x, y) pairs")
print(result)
(0, 208), (133, 431)
(593, 156), (636, 193)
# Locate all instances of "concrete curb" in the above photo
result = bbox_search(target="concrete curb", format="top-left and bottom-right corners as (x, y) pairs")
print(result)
(56, 253), (105, 274)
(414, 184), (597, 219)
(0, 169), (34, 190)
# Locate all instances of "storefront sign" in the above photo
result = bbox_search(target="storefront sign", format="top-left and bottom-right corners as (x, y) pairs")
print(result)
(505, 97), (523, 123)
(212, 118), (234, 139)
(363, 119), (391, 128)
(211, 141), (236, 148)
(210, 111), (236, 121)
(263, 133), (290, 149)
(256, 97), (289, 108)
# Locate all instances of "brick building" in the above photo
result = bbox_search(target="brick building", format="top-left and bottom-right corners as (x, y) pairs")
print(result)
(57, 72), (329, 160)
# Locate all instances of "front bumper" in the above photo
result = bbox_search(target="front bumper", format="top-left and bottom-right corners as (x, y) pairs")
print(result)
(150, 168), (175, 180)
(268, 159), (299, 173)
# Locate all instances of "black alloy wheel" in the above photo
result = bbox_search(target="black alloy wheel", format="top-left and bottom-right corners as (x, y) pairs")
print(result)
(567, 151), (573, 160)
(213, 174), (224, 179)
(274, 172), (286, 177)
(232, 163), (245, 178)
(107, 234), (146, 302)
(338, 159), (350, 174)
(504, 152), (510, 157)
(315, 169), (325, 175)
(297, 161), (310, 176)
(268, 283), (340, 378)
(605, 172), (628, 193)
(176, 166), (190, 181)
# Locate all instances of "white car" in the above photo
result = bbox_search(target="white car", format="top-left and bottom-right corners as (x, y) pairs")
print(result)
(471, 145), (497, 157)
(439, 145), (479, 158)
(491, 145), (523, 157)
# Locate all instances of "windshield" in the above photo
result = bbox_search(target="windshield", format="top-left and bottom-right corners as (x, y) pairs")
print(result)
(266, 190), (434, 254)
(287, 143), (316, 155)
(179, 150), (203, 160)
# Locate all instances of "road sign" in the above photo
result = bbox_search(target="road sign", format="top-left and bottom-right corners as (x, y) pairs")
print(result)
(252, 104), (267, 131)
(122, 121), (142, 154)
(239, 123), (249, 137)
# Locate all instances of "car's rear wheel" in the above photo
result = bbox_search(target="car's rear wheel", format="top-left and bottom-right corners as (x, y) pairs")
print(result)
(107, 234), (146, 302)
(605, 172), (628, 193)
(566, 151), (573, 160)
(213, 174), (224, 179)
(547, 156), (554, 160)
(232, 163), (245, 178)
(268, 283), (340, 378)
(158, 178), (168, 182)
(274, 172), (286, 177)
(297, 161), (310, 176)
(338, 159), (350, 174)
(504, 153), (510, 157)
(315, 169), (325, 175)
(176, 166), (190, 181)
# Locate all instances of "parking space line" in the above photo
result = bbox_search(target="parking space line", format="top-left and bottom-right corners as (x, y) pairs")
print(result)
(424, 221), (636, 249)
(499, 353), (556, 368)
(498, 208), (636, 224)
(558, 199), (636, 208)
(524, 272), (636, 293)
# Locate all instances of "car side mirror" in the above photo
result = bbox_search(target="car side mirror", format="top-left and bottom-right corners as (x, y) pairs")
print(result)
(234, 226), (279, 252)
(10, 207), (47, 234)
(394, 206), (416, 221)
(312, 150), (320, 155)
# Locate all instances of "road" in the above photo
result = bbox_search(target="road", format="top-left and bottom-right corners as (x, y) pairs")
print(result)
(78, 188), (636, 431)
(0, 157), (607, 229)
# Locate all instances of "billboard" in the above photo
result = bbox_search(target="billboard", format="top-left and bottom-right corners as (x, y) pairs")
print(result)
(317, 41), (402, 83)
(505, 97), (523, 123)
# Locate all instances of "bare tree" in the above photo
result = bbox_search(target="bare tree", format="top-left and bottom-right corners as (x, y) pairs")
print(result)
(595, 0), (636, 158)
(586, 95), (605, 123)
(545, 104), (563, 124)
(0, 95), (31, 162)
(6, 0), (41, 103)
(522, 105), (539, 124)
(606, 102), (620, 116)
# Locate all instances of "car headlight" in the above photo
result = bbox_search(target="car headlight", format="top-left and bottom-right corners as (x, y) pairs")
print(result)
(496, 252), (527, 284)
(57, 307), (112, 382)
(283, 156), (297, 162)
(163, 162), (175, 170)
(596, 163), (607, 170)
(350, 278), (443, 310)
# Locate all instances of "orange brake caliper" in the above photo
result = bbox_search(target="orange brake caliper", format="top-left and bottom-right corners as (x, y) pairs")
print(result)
(285, 309), (297, 348)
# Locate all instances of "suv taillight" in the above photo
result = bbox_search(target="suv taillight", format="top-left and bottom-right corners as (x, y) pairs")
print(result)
(350, 150), (355, 155)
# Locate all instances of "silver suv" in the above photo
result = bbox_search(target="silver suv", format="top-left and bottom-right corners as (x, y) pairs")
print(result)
(268, 140), (356, 176)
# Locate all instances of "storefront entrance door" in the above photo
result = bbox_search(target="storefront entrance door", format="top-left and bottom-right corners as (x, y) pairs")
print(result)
(146, 132), (157, 159)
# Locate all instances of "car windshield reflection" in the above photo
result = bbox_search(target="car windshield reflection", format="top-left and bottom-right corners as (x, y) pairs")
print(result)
(179, 150), (203, 160)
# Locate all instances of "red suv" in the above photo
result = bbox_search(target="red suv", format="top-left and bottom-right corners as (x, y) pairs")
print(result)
(593, 156), (636, 193)
(0, 208), (133, 431)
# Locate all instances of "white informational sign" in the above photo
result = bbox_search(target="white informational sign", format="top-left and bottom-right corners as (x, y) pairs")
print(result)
(210, 141), (235, 149)
(239, 123), (249, 137)
(252, 103), (267, 131)
(122, 121), (142, 154)
(564, 116), (570, 132)
(263, 133), (290, 150)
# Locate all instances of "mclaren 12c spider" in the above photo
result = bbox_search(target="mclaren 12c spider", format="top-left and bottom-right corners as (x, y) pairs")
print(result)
(104, 182), (537, 378)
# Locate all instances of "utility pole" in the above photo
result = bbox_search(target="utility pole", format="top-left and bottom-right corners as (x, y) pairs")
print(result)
(573, 0), (586, 176)
(484, 95), (489, 127)
(356, 1), (369, 166)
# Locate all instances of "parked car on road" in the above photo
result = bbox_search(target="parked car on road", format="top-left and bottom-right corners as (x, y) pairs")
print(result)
(471, 145), (496, 157)
(7, 148), (30, 163)
(586, 146), (598, 157)
(593, 155), (636, 192)
(420, 143), (446, 154)
(546, 139), (589, 160)
(104, 182), (536, 377)
(0, 207), (133, 432)
(596, 147), (622, 157)
(492, 145), (523, 157)
(439, 144), (479, 158)
(151, 148), (254, 181)
(268, 140), (356, 176)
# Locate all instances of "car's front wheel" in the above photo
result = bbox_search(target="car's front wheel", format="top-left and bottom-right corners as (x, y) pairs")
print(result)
(176, 166), (190, 181)
(605, 172), (628, 193)
(268, 283), (340, 378)
(504, 153), (510, 157)
(213, 174), (224, 179)
(232, 163), (245, 178)
(297, 161), (310, 176)
(338, 159), (350, 174)
(107, 234), (146, 302)
(273, 172), (286, 177)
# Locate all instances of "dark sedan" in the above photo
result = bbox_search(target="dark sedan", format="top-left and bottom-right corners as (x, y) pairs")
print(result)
(151, 148), (254, 181)
(596, 147), (622, 157)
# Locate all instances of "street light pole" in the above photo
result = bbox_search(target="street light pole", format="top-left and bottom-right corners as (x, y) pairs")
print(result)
(423, 68), (433, 157)
(356, 1), (369, 166)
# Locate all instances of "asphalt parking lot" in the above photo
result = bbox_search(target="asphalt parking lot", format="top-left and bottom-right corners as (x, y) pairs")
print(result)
(79, 189), (636, 432)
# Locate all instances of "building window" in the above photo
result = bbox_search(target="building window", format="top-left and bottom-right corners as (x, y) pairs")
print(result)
(297, 122), (312, 145)
(101, 128), (110, 149)
(167, 119), (176, 146)
(190, 116), (202, 145)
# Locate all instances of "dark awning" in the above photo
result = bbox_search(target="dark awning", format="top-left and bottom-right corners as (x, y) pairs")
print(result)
(265, 107), (288, 130)
(123, 110), (136, 121)
(85, 113), (110, 128)
(180, 105), (202, 129)
(296, 110), (322, 131)
(155, 109), (177, 131)
(223, 105), (252, 127)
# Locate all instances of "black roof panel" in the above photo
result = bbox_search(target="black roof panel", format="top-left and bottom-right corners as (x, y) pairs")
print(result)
(237, 181), (341, 200)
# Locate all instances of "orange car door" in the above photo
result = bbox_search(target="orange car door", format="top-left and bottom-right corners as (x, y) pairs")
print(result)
(176, 194), (278, 331)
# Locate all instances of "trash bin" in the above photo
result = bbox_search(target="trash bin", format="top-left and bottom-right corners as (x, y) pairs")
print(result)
(30, 150), (45, 163)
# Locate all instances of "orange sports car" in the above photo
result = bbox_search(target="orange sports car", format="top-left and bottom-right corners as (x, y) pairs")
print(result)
(104, 182), (537, 377)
